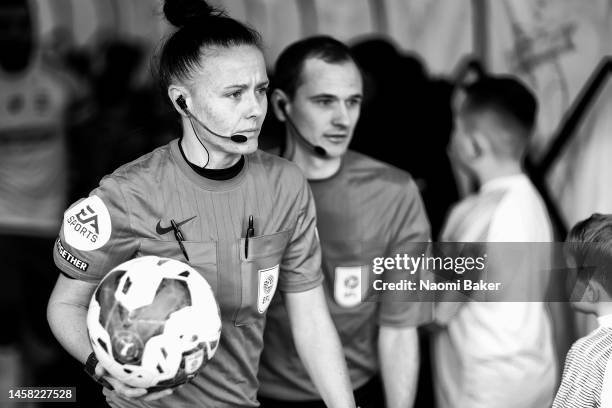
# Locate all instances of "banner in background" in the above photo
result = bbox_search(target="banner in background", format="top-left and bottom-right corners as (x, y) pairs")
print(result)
(487, 0), (609, 155)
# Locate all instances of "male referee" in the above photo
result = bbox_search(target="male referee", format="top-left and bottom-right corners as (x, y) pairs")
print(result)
(257, 36), (431, 408)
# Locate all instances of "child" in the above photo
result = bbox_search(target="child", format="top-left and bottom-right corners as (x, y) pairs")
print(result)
(553, 213), (612, 407)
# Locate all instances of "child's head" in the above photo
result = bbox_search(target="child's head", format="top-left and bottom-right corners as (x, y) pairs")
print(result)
(449, 75), (537, 177)
(566, 213), (612, 314)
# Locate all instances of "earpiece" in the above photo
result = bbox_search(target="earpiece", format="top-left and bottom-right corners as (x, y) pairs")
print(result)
(176, 95), (188, 111)
(174, 94), (247, 144)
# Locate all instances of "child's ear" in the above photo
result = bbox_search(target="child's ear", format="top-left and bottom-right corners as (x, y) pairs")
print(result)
(585, 280), (601, 303)
(471, 130), (492, 158)
(469, 136), (482, 158)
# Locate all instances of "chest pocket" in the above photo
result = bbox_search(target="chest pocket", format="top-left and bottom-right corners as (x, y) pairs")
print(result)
(234, 230), (291, 326)
(139, 238), (218, 297)
(322, 240), (386, 308)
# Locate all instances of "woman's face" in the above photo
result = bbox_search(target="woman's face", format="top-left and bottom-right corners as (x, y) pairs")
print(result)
(189, 44), (268, 155)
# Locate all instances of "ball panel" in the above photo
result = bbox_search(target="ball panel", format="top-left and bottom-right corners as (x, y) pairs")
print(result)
(95, 269), (126, 328)
(146, 343), (207, 392)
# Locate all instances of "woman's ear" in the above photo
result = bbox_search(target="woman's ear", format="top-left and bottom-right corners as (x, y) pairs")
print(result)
(168, 85), (190, 116)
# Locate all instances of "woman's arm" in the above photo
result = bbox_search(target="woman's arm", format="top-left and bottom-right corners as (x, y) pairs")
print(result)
(47, 273), (172, 401)
(47, 274), (97, 364)
(283, 285), (356, 408)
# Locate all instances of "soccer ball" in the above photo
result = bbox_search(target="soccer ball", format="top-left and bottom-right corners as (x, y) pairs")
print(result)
(86, 256), (221, 390)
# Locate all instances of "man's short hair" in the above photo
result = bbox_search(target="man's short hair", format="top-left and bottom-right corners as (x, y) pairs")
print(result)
(566, 213), (612, 296)
(274, 35), (358, 98)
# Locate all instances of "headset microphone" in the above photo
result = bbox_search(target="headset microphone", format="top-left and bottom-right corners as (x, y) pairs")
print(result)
(278, 100), (327, 157)
(176, 95), (247, 143)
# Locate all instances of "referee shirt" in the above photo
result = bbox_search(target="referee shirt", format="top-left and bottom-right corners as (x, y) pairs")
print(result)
(259, 150), (431, 401)
(53, 139), (323, 408)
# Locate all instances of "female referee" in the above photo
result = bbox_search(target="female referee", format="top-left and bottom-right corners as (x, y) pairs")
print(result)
(46, 1), (356, 407)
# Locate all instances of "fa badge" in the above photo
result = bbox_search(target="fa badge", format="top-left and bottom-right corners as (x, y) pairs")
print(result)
(257, 265), (279, 313)
(334, 266), (362, 307)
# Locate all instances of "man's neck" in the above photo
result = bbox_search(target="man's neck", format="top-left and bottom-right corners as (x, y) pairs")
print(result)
(181, 134), (240, 169)
(286, 136), (341, 180)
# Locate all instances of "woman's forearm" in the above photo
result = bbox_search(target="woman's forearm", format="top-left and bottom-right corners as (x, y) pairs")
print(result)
(47, 274), (97, 364)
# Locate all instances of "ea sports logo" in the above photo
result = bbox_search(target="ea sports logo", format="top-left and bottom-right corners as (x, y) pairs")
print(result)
(64, 196), (111, 251)
(76, 205), (99, 234)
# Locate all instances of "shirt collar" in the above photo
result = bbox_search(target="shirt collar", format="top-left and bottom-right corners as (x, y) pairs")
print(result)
(480, 173), (528, 193)
(597, 313), (612, 328)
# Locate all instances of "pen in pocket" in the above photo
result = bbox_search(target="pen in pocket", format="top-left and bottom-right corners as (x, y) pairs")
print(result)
(171, 219), (190, 261)
(245, 215), (255, 258)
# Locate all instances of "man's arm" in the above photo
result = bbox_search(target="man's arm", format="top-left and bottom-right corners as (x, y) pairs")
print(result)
(47, 273), (171, 401)
(379, 326), (419, 408)
(376, 178), (428, 407)
(283, 285), (356, 408)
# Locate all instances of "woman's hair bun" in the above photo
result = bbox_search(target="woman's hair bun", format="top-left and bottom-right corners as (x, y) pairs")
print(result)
(163, 0), (217, 28)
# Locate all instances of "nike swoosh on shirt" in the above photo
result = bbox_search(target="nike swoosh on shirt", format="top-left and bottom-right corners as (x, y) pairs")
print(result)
(155, 216), (197, 235)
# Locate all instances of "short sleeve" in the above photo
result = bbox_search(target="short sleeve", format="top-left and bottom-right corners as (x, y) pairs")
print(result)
(53, 175), (138, 282)
(277, 176), (323, 293)
(378, 179), (433, 327)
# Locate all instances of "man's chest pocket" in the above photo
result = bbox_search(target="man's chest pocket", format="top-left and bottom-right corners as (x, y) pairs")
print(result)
(234, 230), (291, 326)
(139, 239), (218, 296)
(322, 240), (386, 308)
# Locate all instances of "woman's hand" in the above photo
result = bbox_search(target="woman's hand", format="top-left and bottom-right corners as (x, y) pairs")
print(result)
(94, 363), (174, 402)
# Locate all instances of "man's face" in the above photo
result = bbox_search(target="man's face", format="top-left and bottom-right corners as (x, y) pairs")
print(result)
(288, 58), (363, 158)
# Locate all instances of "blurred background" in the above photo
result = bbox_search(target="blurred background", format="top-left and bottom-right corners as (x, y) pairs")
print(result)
(2, 0), (612, 406)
